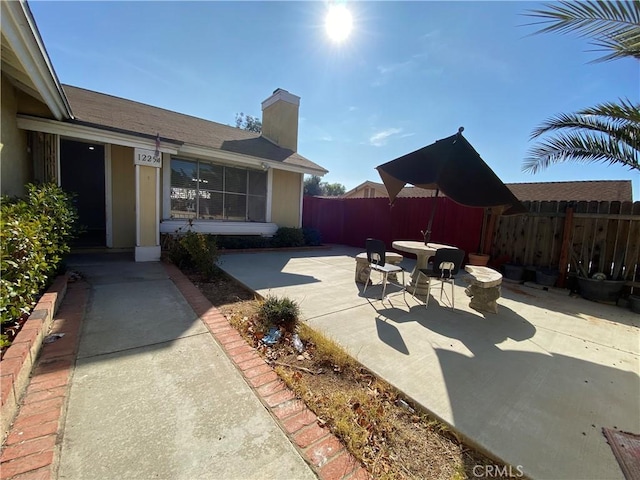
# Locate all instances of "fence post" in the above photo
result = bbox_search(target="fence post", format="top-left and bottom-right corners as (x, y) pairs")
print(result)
(557, 206), (574, 288)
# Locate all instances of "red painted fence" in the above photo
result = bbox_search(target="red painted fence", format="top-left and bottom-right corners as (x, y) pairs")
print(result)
(302, 196), (484, 257)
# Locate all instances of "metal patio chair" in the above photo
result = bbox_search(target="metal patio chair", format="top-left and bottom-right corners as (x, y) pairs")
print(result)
(363, 238), (406, 301)
(412, 248), (465, 309)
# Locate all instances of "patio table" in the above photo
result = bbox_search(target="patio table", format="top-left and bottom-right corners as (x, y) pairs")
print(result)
(391, 241), (456, 295)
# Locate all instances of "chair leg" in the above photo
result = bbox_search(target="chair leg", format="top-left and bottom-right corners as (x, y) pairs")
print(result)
(450, 280), (455, 309)
(381, 272), (388, 300)
(425, 278), (432, 309)
(363, 269), (372, 293)
(412, 271), (421, 297)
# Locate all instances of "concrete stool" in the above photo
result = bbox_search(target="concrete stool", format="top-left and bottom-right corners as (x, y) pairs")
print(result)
(462, 265), (502, 314)
(355, 252), (404, 284)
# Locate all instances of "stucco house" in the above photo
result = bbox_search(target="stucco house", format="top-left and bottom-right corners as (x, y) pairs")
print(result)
(1, 0), (327, 262)
(342, 181), (435, 199)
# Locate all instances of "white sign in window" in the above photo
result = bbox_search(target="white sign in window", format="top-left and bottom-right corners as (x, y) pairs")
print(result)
(134, 148), (162, 168)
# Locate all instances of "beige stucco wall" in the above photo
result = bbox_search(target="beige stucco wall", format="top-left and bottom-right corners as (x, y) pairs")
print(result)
(139, 165), (158, 246)
(15, 89), (52, 118)
(1, 76), (29, 197)
(111, 145), (135, 248)
(262, 101), (299, 152)
(271, 169), (301, 228)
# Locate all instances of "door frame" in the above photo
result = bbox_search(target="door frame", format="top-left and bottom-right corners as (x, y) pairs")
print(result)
(58, 136), (112, 248)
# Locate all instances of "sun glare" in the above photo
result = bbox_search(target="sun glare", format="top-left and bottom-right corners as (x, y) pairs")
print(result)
(325, 4), (353, 43)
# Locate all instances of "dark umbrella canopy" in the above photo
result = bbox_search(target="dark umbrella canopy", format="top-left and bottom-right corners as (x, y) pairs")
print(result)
(376, 129), (527, 215)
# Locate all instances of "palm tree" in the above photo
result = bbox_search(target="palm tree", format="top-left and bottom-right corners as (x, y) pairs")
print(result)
(522, 1), (640, 173)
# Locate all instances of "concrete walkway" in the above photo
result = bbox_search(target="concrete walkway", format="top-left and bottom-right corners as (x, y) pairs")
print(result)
(2, 254), (377, 480)
(53, 254), (317, 480)
(217, 245), (640, 480)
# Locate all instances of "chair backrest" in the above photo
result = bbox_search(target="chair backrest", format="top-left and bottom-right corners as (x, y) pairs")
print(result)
(433, 248), (465, 278)
(366, 238), (387, 266)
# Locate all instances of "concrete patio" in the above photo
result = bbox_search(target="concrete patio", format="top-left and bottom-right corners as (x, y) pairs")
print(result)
(217, 245), (640, 480)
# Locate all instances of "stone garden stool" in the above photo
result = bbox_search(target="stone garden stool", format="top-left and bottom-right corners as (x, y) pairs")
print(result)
(462, 265), (503, 314)
(355, 252), (404, 284)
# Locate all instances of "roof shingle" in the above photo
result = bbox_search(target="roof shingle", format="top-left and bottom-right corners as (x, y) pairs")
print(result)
(505, 180), (632, 202)
(62, 85), (327, 173)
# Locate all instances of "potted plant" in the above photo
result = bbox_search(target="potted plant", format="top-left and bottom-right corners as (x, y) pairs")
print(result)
(572, 250), (625, 303)
(503, 263), (525, 282)
(468, 252), (490, 266)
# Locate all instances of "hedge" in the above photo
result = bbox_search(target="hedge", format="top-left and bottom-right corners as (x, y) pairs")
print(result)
(1, 184), (79, 341)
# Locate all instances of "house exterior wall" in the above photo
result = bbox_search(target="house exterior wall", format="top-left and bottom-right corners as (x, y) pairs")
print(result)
(1, 77), (29, 197)
(271, 169), (301, 227)
(15, 89), (53, 118)
(139, 165), (157, 247)
(111, 145), (135, 248)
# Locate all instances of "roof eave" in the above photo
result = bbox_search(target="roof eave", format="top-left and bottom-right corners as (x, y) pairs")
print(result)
(2, 0), (73, 120)
(17, 114), (328, 176)
(178, 143), (328, 176)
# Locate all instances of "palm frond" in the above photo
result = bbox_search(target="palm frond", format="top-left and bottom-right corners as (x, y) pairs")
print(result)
(523, 0), (640, 62)
(523, 130), (639, 173)
(579, 98), (640, 122)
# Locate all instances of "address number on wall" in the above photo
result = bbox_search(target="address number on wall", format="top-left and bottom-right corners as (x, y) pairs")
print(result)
(134, 148), (162, 168)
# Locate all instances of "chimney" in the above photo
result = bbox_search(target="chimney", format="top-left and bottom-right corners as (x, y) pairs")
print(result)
(261, 88), (300, 152)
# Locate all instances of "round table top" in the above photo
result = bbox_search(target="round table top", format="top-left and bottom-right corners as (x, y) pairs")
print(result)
(392, 241), (456, 256)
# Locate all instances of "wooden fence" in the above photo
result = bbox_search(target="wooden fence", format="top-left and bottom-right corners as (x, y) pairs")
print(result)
(490, 201), (640, 287)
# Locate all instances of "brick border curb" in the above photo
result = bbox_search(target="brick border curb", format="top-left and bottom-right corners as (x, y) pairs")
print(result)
(163, 263), (371, 480)
(1, 280), (89, 480)
(1, 274), (69, 439)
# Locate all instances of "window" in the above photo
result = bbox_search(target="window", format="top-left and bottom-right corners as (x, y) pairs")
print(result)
(170, 158), (267, 222)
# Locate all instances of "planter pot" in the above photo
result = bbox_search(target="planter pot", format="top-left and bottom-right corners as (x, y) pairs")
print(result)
(503, 264), (525, 282)
(468, 253), (490, 266)
(629, 295), (640, 314)
(536, 268), (559, 287)
(577, 277), (625, 303)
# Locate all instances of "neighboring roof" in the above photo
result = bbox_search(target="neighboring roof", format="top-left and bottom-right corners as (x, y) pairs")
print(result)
(505, 180), (633, 202)
(1, 0), (71, 120)
(342, 181), (387, 197)
(397, 186), (437, 198)
(62, 85), (327, 174)
(350, 179), (633, 203)
(343, 180), (436, 198)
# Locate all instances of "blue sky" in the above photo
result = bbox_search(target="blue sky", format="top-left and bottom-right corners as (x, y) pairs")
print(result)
(31, 1), (639, 199)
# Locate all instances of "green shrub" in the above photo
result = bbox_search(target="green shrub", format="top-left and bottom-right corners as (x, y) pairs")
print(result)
(215, 235), (271, 250)
(0, 183), (78, 327)
(165, 231), (219, 280)
(258, 295), (300, 332)
(272, 227), (305, 248)
(302, 227), (322, 246)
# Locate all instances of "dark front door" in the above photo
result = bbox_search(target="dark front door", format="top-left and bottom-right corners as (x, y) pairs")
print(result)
(60, 139), (106, 247)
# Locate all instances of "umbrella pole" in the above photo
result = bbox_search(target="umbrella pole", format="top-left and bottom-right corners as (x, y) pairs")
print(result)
(421, 189), (439, 245)
(479, 208), (488, 253)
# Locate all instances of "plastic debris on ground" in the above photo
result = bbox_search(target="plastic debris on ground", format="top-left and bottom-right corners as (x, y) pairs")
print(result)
(292, 333), (304, 352)
(262, 327), (282, 345)
(44, 333), (65, 344)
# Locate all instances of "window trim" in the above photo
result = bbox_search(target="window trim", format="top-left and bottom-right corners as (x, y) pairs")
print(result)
(165, 155), (270, 223)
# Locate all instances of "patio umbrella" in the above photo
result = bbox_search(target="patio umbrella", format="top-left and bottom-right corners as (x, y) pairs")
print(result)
(376, 127), (526, 242)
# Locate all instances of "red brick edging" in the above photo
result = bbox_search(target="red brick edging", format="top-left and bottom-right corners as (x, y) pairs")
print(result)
(163, 263), (371, 480)
(1, 279), (88, 480)
(1, 275), (71, 439)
